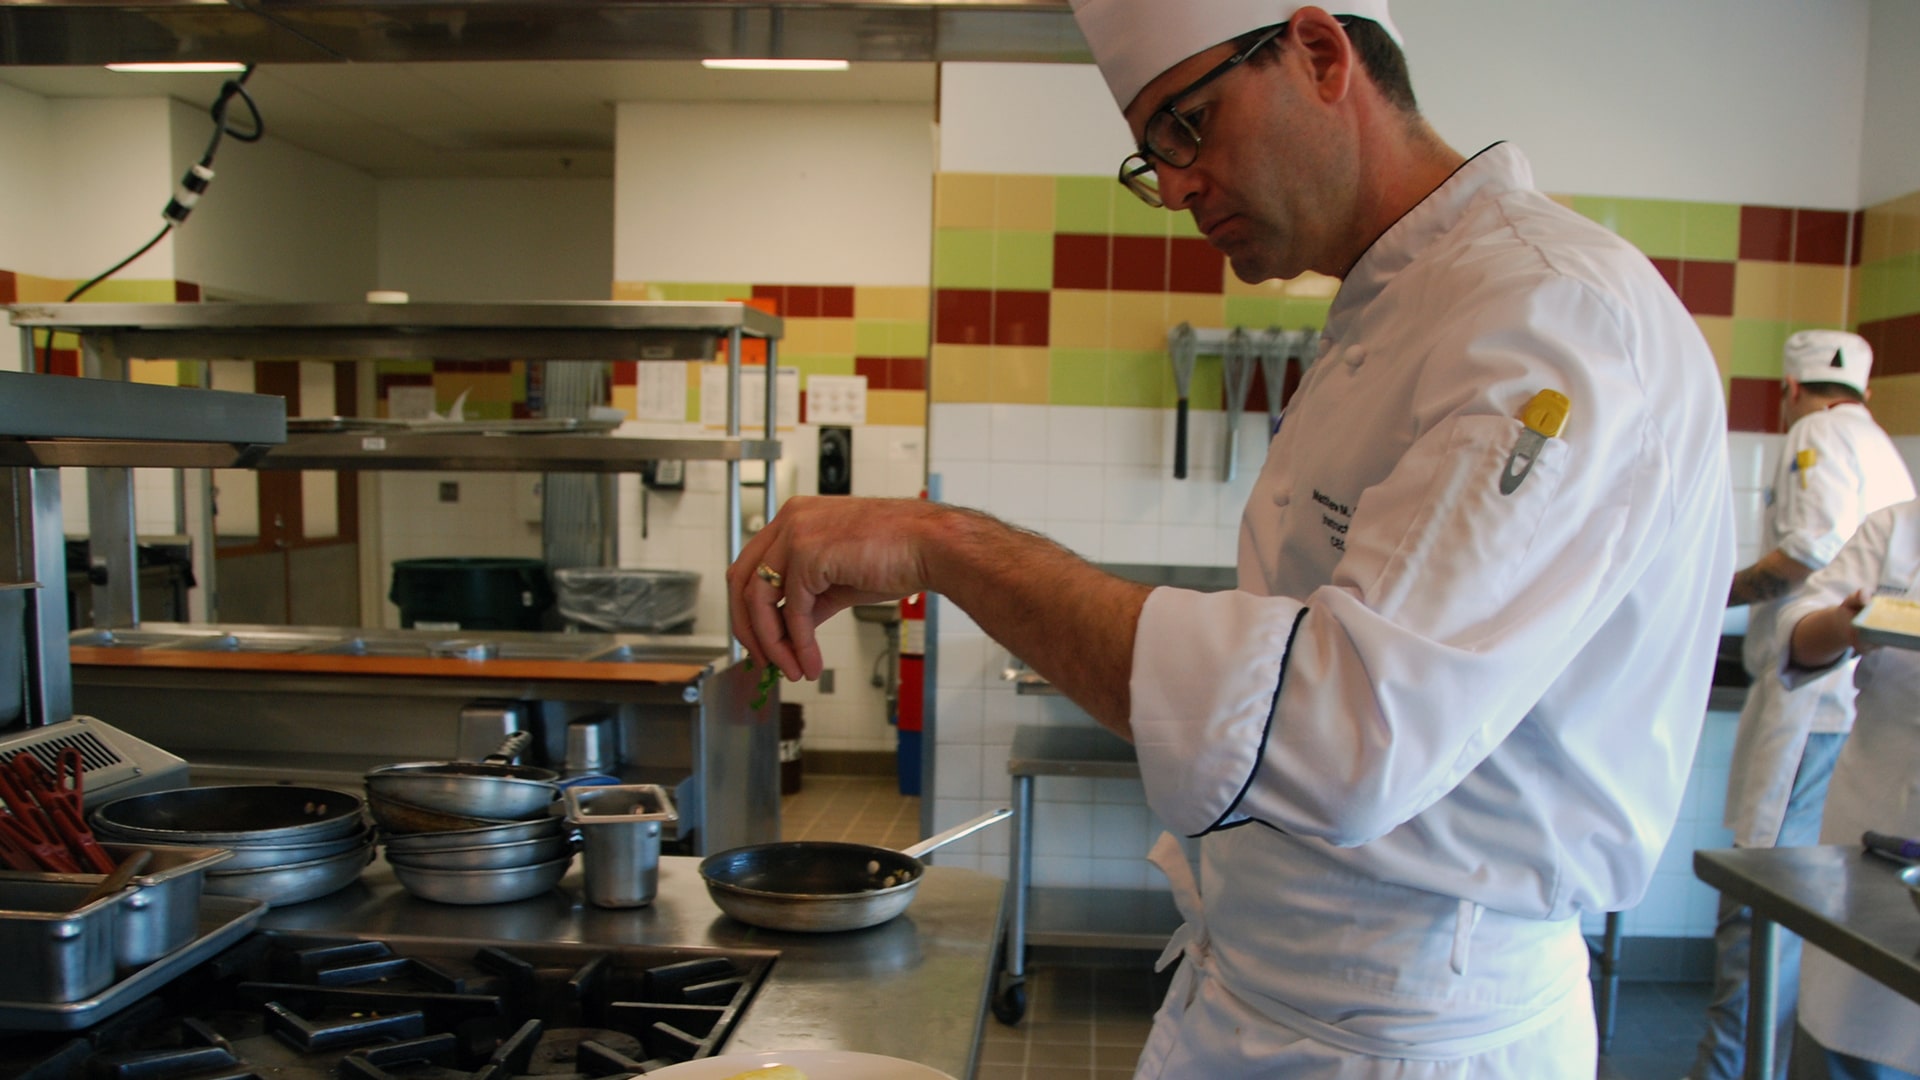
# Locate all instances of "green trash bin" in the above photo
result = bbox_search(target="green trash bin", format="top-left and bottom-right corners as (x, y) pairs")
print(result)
(389, 558), (554, 631)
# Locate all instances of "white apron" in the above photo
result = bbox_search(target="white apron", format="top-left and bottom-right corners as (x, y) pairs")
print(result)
(1788, 506), (1920, 1071)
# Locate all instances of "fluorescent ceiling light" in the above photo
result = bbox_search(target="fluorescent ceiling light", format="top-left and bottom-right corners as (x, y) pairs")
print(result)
(105, 62), (248, 74)
(701, 58), (850, 72)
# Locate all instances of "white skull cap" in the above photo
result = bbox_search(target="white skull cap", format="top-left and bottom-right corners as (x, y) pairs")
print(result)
(1069, 0), (1403, 111)
(1782, 329), (1873, 393)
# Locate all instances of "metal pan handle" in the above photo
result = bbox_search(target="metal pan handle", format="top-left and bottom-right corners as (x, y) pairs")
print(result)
(901, 807), (1011, 861)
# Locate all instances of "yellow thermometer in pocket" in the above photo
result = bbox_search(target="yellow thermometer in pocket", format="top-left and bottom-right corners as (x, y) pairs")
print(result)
(1500, 389), (1570, 495)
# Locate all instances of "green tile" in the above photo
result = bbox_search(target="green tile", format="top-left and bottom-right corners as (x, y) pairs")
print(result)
(896, 319), (931, 356)
(88, 279), (175, 303)
(1185, 356), (1224, 412)
(1054, 176), (1113, 234)
(1885, 253), (1920, 320)
(1111, 191), (1172, 237)
(654, 282), (754, 301)
(1109, 348), (1176, 408)
(1682, 203), (1741, 262)
(933, 229), (995, 289)
(467, 400), (512, 421)
(686, 384), (701, 422)
(1612, 198), (1688, 260)
(790, 355), (856, 389)
(1224, 296), (1286, 329)
(1048, 349), (1110, 406)
(377, 360), (436, 375)
(1571, 197), (1622, 234)
(993, 230), (1055, 291)
(1729, 319), (1791, 379)
(1278, 298), (1333, 330)
(855, 320), (897, 356)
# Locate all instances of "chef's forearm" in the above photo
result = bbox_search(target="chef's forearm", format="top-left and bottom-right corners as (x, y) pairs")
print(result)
(1790, 604), (1856, 670)
(1729, 548), (1816, 606)
(916, 507), (1150, 738)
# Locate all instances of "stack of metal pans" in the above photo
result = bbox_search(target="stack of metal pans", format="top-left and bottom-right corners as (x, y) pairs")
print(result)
(380, 814), (573, 905)
(90, 786), (374, 907)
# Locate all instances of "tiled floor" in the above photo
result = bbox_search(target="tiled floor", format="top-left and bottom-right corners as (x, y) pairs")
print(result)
(782, 774), (1715, 1080)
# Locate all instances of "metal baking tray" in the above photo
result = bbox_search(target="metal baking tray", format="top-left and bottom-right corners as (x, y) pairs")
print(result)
(1853, 596), (1920, 651)
(0, 894), (266, 1030)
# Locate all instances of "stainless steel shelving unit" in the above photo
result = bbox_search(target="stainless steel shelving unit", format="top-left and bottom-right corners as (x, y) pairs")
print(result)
(9, 301), (785, 645)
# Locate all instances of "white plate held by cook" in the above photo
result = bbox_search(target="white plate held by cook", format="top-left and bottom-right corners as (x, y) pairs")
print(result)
(645, 1049), (957, 1079)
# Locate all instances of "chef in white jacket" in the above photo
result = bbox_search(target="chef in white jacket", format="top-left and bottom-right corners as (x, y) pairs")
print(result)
(1773, 499), (1920, 1080)
(727, 3), (1734, 1076)
(1694, 331), (1916, 1080)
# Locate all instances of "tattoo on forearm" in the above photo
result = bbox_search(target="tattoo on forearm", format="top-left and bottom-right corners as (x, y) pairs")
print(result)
(1729, 566), (1793, 606)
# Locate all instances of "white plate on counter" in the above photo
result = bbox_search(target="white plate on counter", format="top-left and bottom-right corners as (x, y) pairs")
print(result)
(647, 1049), (957, 1079)
(1854, 595), (1920, 651)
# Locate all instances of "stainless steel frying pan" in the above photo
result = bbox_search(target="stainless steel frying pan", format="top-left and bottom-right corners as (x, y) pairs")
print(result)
(699, 808), (1011, 933)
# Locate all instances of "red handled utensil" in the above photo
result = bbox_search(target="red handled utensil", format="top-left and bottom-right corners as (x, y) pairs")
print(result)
(0, 766), (82, 872)
(11, 751), (114, 873)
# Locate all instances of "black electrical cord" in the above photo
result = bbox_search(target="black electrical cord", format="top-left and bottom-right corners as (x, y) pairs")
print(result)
(38, 64), (264, 372)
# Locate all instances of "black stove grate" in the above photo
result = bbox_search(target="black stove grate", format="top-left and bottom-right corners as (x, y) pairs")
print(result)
(1, 931), (777, 1080)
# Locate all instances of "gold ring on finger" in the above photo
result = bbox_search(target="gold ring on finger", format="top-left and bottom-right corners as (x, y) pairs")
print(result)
(756, 563), (783, 589)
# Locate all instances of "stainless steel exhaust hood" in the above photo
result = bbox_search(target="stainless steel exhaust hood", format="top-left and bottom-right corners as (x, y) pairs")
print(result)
(0, 1), (1087, 67)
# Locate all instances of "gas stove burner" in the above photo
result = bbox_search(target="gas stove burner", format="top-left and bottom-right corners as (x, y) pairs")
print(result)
(0, 932), (777, 1080)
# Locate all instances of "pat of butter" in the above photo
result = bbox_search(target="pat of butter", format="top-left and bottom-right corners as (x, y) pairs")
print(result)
(1857, 596), (1920, 637)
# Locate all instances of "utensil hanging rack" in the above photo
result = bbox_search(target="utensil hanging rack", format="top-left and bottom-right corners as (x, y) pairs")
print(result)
(1164, 324), (1318, 482)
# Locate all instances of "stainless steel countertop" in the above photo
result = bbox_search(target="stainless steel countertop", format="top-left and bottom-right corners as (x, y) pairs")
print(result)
(258, 853), (1006, 1077)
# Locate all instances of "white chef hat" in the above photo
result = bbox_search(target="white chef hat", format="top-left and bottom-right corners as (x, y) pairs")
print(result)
(1070, 0), (1404, 111)
(1782, 329), (1873, 393)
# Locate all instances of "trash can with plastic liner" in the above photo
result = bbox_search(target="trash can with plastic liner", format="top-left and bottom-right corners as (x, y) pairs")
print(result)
(553, 568), (699, 633)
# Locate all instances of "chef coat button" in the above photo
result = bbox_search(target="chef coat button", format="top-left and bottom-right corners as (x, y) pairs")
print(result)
(1345, 347), (1366, 370)
(1273, 492), (1291, 507)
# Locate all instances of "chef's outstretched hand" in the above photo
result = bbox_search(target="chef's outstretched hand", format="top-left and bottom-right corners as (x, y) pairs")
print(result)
(728, 496), (943, 683)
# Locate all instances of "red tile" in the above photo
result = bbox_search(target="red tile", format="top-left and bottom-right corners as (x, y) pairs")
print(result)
(0, 270), (14, 304)
(47, 348), (79, 377)
(1281, 356), (1303, 406)
(855, 357), (891, 389)
(787, 286), (821, 318)
(483, 360), (512, 373)
(173, 280), (201, 303)
(752, 284), (785, 310)
(1793, 209), (1850, 266)
(1739, 205), (1795, 263)
(612, 361), (638, 387)
(1851, 210), (1866, 267)
(992, 290), (1051, 347)
(1111, 235), (1170, 292)
(935, 289), (993, 345)
(1169, 237), (1226, 294)
(1859, 312), (1920, 377)
(821, 286), (855, 318)
(1726, 377), (1783, 433)
(1678, 259), (1735, 317)
(1649, 257), (1682, 297)
(512, 402), (533, 419)
(1053, 233), (1111, 290)
(890, 357), (927, 391)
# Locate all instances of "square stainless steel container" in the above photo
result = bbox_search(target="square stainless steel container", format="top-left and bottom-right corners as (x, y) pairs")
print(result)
(0, 880), (125, 1003)
(564, 784), (676, 908)
(0, 844), (232, 970)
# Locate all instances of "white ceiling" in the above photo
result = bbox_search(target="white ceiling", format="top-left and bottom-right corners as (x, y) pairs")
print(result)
(0, 61), (938, 179)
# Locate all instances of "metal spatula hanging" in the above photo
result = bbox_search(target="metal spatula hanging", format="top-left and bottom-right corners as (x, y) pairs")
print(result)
(1258, 327), (1290, 436)
(1168, 323), (1198, 479)
(1222, 327), (1259, 483)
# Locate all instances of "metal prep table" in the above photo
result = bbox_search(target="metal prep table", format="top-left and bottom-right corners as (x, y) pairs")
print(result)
(261, 852), (1007, 1079)
(993, 722), (1629, 1048)
(1694, 845), (1920, 1080)
(994, 724), (1180, 1024)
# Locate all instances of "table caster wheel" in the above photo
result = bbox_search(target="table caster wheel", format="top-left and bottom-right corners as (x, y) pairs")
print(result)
(992, 979), (1027, 1025)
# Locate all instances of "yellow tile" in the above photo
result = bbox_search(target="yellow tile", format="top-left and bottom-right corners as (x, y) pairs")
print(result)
(129, 359), (179, 385)
(15, 273), (72, 302)
(1165, 293), (1225, 330)
(610, 385), (637, 418)
(856, 285), (926, 320)
(989, 346), (1050, 404)
(1050, 290), (1111, 349)
(1694, 315), (1733, 381)
(935, 174), (997, 230)
(867, 389), (928, 426)
(1732, 261), (1794, 320)
(930, 343), (992, 403)
(1890, 190), (1920, 260)
(1860, 203), (1897, 266)
(995, 175), (1056, 232)
(1868, 373), (1920, 436)
(612, 281), (662, 301)
(1787, 264), (1849, 325)
(1222, 272), (1291, 298)
(784, 317), (855, 356)
(1109, 295), (1172, 352)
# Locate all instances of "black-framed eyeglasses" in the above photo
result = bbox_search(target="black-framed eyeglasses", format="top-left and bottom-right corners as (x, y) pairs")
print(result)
(1117, 22), (1289, 208)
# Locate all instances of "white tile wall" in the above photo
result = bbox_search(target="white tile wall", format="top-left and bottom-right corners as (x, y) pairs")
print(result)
(927, 404), (1787, 940)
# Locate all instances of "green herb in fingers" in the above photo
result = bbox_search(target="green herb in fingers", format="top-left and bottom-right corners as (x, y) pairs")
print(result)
(750, 658), (783, 709)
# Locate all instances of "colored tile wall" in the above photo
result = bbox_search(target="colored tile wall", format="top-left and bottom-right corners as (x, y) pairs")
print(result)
(927, 176), (1912, 435)
(1855, 189), (1920, 434)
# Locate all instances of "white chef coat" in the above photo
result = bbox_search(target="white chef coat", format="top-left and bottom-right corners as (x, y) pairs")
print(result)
(1725, 404), (1915, 847)
(1128, 143), (1735, 1076)
(1777, 500), (1920, 1071)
